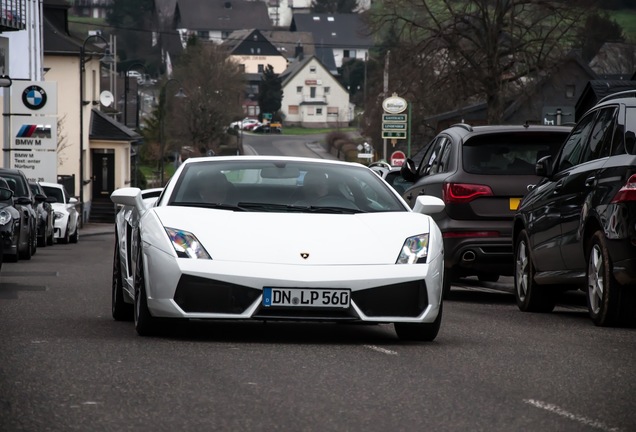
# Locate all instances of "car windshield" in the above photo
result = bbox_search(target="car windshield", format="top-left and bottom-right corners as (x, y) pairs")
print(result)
(0, 173), (28, 197)
(41, 186), (65, 203)
(463, 132), (567, 175)
(167, 159), (407, 213)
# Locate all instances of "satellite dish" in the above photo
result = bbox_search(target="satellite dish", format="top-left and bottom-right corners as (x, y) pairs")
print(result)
(100, 90), (114, 107)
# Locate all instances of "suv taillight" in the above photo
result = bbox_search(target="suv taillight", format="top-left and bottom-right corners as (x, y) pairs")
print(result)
(443, 182), (493, 204)
(611, 174), (636, 203)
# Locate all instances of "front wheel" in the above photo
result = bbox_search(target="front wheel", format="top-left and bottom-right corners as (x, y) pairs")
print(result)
(394, 303), (443, 342)
(112, 238), (133, 321)
(586, 231), (635, 327)
(134, 239), (161, 336)
(514, 230), (555, 313)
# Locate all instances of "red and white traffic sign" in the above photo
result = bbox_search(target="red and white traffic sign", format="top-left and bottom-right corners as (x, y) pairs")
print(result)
(390, 150), (406, 166)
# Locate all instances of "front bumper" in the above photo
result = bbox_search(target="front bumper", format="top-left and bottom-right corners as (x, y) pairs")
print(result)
(142, 245), (444, 324)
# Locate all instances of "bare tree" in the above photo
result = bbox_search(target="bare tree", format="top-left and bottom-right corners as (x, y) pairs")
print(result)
(56, 114), (71, 167)
(366, 0), (593, 123)
(167, 40), (245, 155)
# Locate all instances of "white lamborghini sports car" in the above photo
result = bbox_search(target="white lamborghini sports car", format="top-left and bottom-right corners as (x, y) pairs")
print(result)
(111, 156), (445, 340)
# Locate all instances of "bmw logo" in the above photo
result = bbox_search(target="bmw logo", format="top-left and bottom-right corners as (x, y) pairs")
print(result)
(22, 85), (47, 110)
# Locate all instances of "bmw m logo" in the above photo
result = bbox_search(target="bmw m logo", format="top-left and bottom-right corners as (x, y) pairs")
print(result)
(300, 252), (309, 259)
(22, 85), (47, 110)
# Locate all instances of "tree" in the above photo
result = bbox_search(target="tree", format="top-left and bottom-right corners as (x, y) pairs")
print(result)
(258, 65), (283, 119)
(166, 41), (245, 156)
(366, 0), (594, 123)
(576, 11), (625, 62)
(106, 0), (160, 75)
(311, 0), (358, 13)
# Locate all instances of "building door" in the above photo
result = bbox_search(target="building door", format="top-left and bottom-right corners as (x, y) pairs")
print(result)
(91, 150), (115, 200)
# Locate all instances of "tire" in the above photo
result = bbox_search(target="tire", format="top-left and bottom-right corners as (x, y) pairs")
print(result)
(58, 225), (70, 244)
(30, 226), (37, 256)
(19, 232), (32, 260)
(134, 239), (161, 336)
(69, 225), (79, 244)
(442, 268), (456, 299)
(514, 230), (555, 313)
(47, 229), (54, 246)
(37, 232), (46, 247)
(112, 238), (133, 321)
(586, 231), (635, 327)
(394, 303), (443, 342)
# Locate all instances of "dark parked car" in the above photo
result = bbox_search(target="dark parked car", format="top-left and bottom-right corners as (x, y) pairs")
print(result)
(513, 91), (636, 327)
(401, 123), (572, 297)
(0, 177), (21, 268)
(0, 168), (38, 260)
(29, 181), (56, 247)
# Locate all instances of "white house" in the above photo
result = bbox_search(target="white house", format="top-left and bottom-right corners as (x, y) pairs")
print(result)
(279, 55), (352, 128)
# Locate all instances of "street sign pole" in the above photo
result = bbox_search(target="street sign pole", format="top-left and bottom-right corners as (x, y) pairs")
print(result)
(407, 104), (412, 158)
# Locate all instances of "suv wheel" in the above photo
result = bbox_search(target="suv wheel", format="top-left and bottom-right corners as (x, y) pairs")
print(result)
(514, 230), (555, 312)
(586, 231), (636, 327)
(19, 232), (32, 260)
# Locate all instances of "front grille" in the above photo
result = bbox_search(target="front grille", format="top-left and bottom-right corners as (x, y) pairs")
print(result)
(174, 275), (261, 313)
(352, 280), (428, 317)
(252, 307), (357, 321)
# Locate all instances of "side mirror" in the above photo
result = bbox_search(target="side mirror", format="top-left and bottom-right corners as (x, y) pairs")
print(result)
(15, 196), (32, 206)
(400, 158), (418, 182)
(34, 193), (47, 203)
(535, 155), (553, 178)
(69, 197), (79, 204)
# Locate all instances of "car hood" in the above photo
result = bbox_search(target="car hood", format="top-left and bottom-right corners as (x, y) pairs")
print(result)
(151, 206), (433, 265)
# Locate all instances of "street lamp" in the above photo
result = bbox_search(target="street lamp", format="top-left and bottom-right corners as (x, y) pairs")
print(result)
(123, 62), (147, 128)
(159, 78), (186, 185)
(79, 34), (113, 224)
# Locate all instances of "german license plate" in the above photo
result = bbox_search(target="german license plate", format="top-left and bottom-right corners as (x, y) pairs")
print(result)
(509, 198), (521, 211)
(262, 288), (350, 308)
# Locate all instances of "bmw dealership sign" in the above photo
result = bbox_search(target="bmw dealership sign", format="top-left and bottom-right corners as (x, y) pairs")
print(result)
(10, 81), (57, 115)
(4, 81), (58, 182)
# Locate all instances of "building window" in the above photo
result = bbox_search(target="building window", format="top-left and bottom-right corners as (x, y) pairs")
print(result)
(566, 84), (576, 99)
(316, 108), (323, 115)
(289, 105), (299, 114)
(258, 64), (264, 73)
(310, 66), (316, 73)
(296, 86), (302, 93)
(310, 87), (316, 98)
(307, 107), (315, 115)
(327, 107), (338, 115)
(324, 87), (330, 95)
(344, 50), (356, 59)
(239, 64), (246, 73)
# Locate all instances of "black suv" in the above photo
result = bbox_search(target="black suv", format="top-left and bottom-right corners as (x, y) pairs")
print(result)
(513, 91), (636, 327)
(401, 124), (571, 297)
(0, 168), (38, 260)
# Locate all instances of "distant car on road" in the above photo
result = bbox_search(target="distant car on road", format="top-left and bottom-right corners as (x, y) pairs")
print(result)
(111, 156), (446, 340)
(0, 178), (21, 266)
(401, 123), (571, 297)
(513, 91), (636, 327)
(40, 182), (80, 244)
(29, 181), (56, 247)
(0, 168), (38, 260)
(230, 118), (260, 130)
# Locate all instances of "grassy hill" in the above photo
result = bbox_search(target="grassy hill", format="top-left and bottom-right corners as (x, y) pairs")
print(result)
(609, 9), (636, 42)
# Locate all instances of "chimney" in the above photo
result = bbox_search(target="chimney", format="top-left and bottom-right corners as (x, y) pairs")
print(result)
(295, 43), (304, 60)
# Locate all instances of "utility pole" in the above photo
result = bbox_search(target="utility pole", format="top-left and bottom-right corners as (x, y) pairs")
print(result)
(383, 50), (390, 162)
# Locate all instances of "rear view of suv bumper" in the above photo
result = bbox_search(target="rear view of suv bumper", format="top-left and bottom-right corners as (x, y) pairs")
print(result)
(443, 236), (514, 277)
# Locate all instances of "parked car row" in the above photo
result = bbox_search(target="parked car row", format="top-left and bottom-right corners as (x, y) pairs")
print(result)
(0, 168), (80, 271)
(397, 91), (636, 327)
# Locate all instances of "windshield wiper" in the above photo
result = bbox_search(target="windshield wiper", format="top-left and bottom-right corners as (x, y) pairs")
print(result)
(171, 202), (247, 211)
(236, 202), (364, 214)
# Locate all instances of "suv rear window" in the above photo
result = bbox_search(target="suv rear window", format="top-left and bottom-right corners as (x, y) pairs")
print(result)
(463, 132), (566, 175)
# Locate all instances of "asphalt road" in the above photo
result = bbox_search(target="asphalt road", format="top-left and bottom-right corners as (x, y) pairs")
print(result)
(1, 231), (635, 432)
(1, 135), (635, 431)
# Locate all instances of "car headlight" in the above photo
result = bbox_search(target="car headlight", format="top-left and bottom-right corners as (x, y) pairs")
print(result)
(396, 234), (429, 264)
(0, 209), (11, 226)
(165, 228), (211, 259)
(54, 211), (65, 219)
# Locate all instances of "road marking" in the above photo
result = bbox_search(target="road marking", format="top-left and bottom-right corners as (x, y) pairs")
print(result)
(524, 399), (621, 432)
(363, 345), (398, 355)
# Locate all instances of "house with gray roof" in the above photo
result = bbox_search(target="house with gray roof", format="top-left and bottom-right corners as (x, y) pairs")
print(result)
(290, 13), (374, 74)
(174, 0), (272, 46)
(278, 55), (352, 127)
